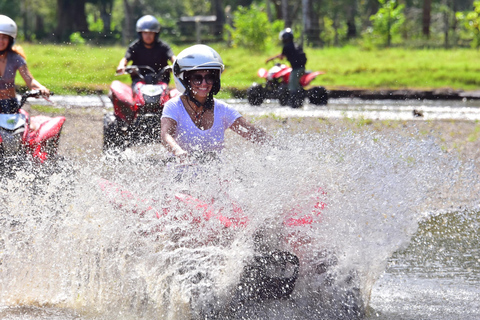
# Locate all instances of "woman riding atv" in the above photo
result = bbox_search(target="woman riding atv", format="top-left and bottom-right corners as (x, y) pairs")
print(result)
(0, 15), (50, 114)
(161, 44), (270, 161)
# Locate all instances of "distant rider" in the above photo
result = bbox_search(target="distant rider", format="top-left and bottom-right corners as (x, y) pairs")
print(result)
(161, 44), (269, 161)
(116, 15), (176, 88)
(266, 28), (307, 107)
(0, 15), (50, 114)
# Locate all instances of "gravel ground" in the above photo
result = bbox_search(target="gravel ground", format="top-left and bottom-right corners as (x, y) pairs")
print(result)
(23, 104), (480, 166)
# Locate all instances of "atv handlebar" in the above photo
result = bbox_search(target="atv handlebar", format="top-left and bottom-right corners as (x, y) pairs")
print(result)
(116, 65), (173, 78)
(19, 90), (54, 108)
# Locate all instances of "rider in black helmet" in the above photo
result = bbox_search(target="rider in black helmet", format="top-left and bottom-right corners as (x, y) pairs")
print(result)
(266, 28), (307, 107)
(116, 15), (176, 88)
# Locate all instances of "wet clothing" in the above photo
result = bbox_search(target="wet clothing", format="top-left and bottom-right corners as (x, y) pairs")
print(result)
(0, 52), (26, 90)
(282, 41), (307, 93)
(124, 39), (174, 84)
(0, 97), (19, 114)
(161, 95), (241, 153)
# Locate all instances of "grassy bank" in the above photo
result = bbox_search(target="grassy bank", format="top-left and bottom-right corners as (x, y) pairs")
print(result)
(18, 43), (480, 96)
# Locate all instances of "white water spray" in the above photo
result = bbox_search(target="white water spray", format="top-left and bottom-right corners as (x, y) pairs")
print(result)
(1, 128), (476, 319)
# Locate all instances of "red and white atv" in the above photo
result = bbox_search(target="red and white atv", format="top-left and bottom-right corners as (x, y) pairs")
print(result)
(0, 90), (65, 166)
(104, 65), (181, 151)
(247, 63), (328, 108)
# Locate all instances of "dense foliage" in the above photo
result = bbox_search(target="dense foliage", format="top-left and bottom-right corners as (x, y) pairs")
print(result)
(1, 0), (480, 49)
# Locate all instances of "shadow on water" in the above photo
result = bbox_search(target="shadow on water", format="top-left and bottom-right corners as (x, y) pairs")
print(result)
(1, 126), (479, 319)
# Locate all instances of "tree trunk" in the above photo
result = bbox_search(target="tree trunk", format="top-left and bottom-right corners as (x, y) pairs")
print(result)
(23, 5), (31, 42)
(387, 6), (391, 47)
(302, 0), (321, 46)
(98, 0), (114, 34)
(56, 0), (88, 41)
(282, 0), (292, 28)
(422, 0), (431, 38)
(266, 0), (272, 22)
(213, 0), (224, 37)
(122, 0), (135, 44)
(346, 1), (357, 39)
(35, 15), (45, 40)
(442, 0), (449, 48)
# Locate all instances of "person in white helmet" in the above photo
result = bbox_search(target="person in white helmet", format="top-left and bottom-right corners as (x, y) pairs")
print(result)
(0, 15), (50, 113)
(161, 44), (269, 161)
(116, 15), (176, 87)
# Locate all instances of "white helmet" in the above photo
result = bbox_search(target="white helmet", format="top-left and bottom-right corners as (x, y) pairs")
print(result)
(173, 44), (224, 95)
(0, 15), (17, 40)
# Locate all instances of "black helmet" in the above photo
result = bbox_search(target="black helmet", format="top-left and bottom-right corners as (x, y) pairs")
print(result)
(279, 28), (294, 42)
(136, 15), (161, 33)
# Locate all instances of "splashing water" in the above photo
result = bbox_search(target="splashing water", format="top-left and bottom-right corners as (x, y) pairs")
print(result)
(0, 128), (477, 319)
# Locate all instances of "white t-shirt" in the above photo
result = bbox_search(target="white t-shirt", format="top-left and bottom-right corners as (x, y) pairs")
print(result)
(161, 96), (242, 152)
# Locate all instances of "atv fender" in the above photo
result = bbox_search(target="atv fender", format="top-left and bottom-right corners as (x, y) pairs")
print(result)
(29, 116), (66, 144)
(300, 71), (325, 87)
(109, 80), (137, 123)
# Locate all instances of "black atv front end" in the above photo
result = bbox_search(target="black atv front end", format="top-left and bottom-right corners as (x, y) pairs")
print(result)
(247, 81), (328, 108)
(103, 112), (162, 152)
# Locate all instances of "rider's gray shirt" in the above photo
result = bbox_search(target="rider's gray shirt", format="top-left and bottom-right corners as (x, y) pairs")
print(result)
(0, 51), (26, 90)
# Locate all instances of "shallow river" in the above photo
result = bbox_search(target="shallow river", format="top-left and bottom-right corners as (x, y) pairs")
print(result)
(1, 97), (479, 319)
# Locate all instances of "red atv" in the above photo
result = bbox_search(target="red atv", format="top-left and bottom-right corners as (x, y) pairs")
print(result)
(98, 177), (327, 302)
(0, 90), (65, 166)
(247, 63), (328, 108)
(104, 65), (180, 151)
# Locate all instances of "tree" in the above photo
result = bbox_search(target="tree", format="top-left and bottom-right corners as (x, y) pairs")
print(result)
(346, 0), (358, 39)
(213, 0), (225, 36)
(422, 0), (431, 38)
(89, 0), (114, 34)
(281, 0), (291, 27)
(226, 4), (282, 51)
(122, 0), (135, 43)
(302, 0), (321, 46)
(456, 0), (480, 49)
(56, 0), (89, 41)
(369, 0), (405, 47)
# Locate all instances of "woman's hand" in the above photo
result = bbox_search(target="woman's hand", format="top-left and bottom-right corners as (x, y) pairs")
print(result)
(173, 148), (189, 163)
(230, 117), (271, 144)
(36, 85), (50, 97)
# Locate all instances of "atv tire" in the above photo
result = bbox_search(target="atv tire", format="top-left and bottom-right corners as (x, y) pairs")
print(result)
(103, 113), (126, 152)
(308, 86), (328, 105)
(290, 90), (305, 109)
(278, 85), (290, 106)
(247, 85), (265, 106)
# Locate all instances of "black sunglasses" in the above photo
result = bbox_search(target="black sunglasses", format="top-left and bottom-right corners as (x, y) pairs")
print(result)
(189, 73), (216, 85)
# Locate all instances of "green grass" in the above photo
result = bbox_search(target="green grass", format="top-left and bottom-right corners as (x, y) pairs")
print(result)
(16, 43), (480, 96)
(30, 104), (66, 114)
